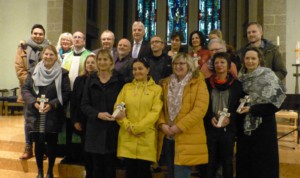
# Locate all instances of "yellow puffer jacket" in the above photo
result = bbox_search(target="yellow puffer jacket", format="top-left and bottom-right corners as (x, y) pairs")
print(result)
(157, 72), (209, 165)
(115, 77), (163, 162)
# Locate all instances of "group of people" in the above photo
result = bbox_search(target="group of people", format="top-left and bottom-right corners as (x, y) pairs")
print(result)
(14, 21), (287, 178)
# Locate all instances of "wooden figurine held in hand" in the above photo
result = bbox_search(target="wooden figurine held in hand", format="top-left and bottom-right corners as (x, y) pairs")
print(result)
(217, 108), (230, 127)
(112, 102), (126, 118)
(236, 95), (250, 113)
(37, 94), (49, 113)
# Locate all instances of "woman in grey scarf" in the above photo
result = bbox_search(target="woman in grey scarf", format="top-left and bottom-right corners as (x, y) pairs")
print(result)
(22, 45), (71, 178)
(236, 47), (286, 178)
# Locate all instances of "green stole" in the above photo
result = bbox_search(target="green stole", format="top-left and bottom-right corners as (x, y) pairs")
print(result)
(62, 49), (91, 74)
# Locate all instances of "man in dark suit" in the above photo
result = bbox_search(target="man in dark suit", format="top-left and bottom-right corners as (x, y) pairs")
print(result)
(131, 21), (151, 59)
(93, 30), (118, 61)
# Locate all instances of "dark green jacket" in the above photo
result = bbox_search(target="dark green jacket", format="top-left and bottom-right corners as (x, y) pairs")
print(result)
(237, 39), (287, 80)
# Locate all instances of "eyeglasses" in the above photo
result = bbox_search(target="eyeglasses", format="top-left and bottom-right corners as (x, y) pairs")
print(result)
(73, 36), (84, 39)
(151, 40), (163, 44)
(173, 62), (186, 66)
(209, 48), (223, 52)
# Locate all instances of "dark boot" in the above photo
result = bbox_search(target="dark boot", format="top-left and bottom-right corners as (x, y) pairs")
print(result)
(20, 144), (33, 159)
(45, 173), (53, 178)
(36, 170), (44, 178)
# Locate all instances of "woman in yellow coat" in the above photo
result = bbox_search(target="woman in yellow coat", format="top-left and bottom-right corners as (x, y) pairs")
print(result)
(157, 53), (209, 178)
(114, 58), (163, 178)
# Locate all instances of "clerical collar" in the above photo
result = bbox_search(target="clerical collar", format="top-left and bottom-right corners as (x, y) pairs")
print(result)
(73, 48), (86, 56)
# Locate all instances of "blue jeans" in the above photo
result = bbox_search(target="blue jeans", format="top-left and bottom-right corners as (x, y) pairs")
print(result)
(164, 138), (192, 178)
(23, 104), (32, 145)
(174, 165), (192, 178)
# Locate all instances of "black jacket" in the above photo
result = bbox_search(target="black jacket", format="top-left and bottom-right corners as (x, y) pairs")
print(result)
(147, 53), (173, 84)
(132, 40), (151, 59)
(114, 54), (134, 83)
(204, 76), (244, 134)
(237, 39), (287, 80)
(81, 71), (124, 154)
(22, 68), (71, 133)
(70, 75), (88, 131)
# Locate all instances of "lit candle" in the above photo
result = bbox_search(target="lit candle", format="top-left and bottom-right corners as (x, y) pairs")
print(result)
(277, 36), (280, 46)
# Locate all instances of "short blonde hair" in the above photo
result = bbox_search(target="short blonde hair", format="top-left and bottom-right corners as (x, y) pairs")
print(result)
(56, 32), (73, 52)
(172, 52), (199, 77)
(209, 29), (223, 39)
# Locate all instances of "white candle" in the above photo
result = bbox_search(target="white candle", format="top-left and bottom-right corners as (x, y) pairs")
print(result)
(277, 36), (280, 46)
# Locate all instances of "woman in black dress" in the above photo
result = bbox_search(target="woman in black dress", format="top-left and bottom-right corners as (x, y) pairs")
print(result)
(236, 47), (286, 178)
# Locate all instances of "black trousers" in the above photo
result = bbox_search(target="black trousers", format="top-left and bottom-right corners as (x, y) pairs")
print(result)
(206, 130), (235, 178)
(65, 118), (84, 163)
(32, 132), (58, 175)
(124, 158), (152, 178)
(89, 152), (117, 178)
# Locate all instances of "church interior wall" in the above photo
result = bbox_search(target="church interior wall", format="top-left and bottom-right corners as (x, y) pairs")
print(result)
(0, 0), (299, 94)
(0, 0), (47, 90)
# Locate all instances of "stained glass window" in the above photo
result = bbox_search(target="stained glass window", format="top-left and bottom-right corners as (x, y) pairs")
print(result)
(137, 0), (157, 41)
(199, 0), (221, 37)
(167, 0), (188, 44)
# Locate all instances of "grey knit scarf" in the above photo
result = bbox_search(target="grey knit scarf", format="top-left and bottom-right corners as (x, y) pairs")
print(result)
(26, 38), (49, 70)
(32, 61), (63, 105)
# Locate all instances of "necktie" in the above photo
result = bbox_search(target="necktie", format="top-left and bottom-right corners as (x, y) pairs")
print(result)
(132, 43), (140, 58)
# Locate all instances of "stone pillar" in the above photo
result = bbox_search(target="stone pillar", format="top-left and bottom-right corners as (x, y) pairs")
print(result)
(72, 0), (87, 33)
(263, 0), (287, 85)
(47, 0), (73, 46)
(157, 1), (167, 41)
(286, 0), (300, 93)
(188, 0), (199, 51)
(47, 0), (64, 45)
(236, 0), (247, 50)
(63, 0), (73, 33)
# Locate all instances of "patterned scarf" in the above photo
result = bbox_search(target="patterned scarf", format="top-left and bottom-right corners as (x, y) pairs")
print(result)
(238, 66), (286, 135)
(167, 72), (192, 122)
(32, 61), (63, 105)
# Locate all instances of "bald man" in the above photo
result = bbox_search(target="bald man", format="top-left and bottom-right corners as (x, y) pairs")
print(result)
(115, 38), (134, 82)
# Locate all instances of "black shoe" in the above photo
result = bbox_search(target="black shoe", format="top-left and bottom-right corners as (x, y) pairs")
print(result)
(60, 156), (72, 164)
(36, 171), (44, 178)
(45, 173), (54, 178)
